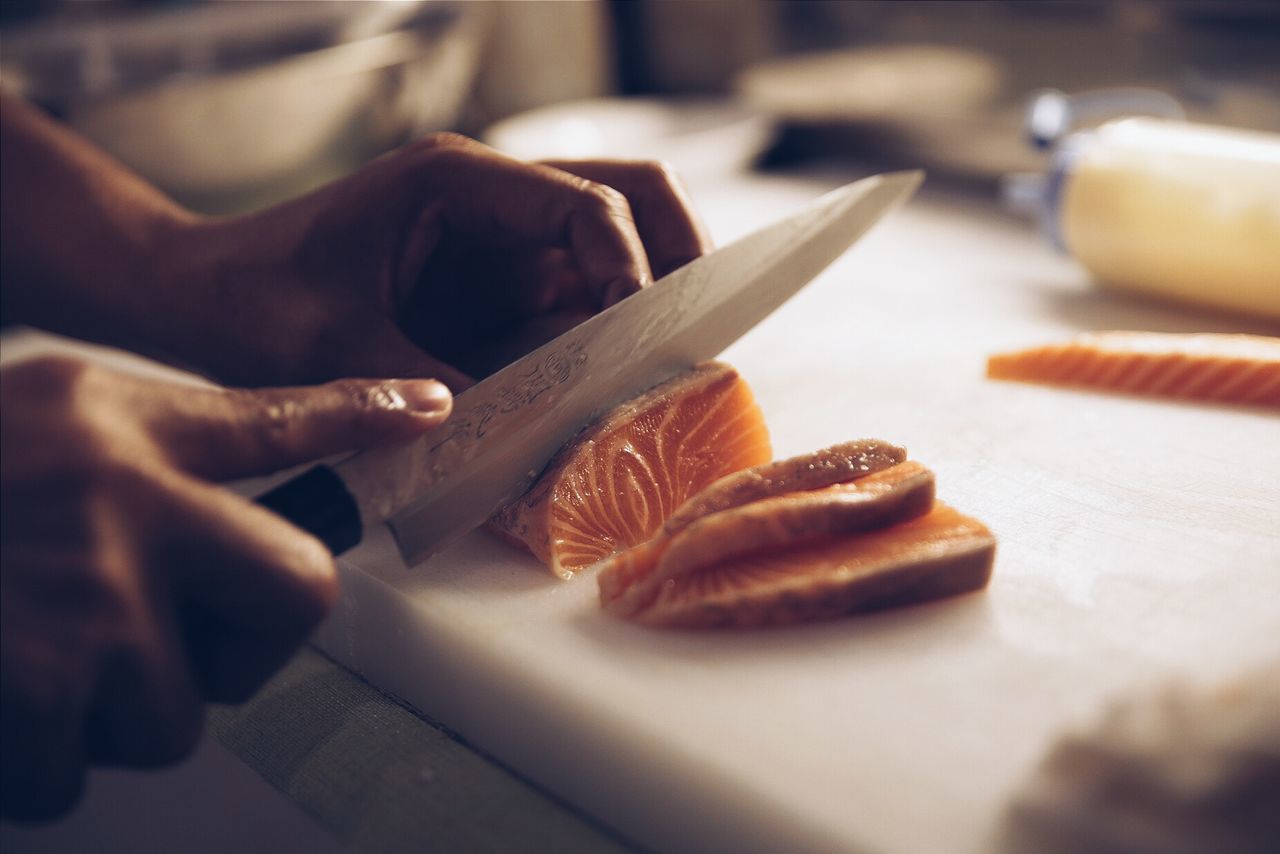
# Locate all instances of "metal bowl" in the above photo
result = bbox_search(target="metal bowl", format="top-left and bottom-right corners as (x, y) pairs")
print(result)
(1, 1), (487, 212)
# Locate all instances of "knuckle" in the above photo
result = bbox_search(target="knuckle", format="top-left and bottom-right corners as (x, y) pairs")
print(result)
(405, 132), (476, 169)
(639, 158), (681, 187)
(415, 130), (472, 151)
(19, 353), (93, 387)
(332, 378), (387, 415)
(232, 389), (297, 458)
(580, 182), (632, 220)
(7, 355), (96, 406)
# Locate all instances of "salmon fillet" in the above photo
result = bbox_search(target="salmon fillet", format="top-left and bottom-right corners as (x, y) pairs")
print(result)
(662, 438), (907, 534)
(599, 459), (937, 620)
(619, 503), (996, 629)
(489, 362), (772, 578)
(987, 332), (1280, 407)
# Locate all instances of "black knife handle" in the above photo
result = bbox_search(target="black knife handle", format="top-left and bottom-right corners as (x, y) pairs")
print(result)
(256, 465), (362, 555)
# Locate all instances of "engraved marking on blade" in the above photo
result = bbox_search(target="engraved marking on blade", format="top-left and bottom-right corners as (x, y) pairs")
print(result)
(431, 339), (589, 450)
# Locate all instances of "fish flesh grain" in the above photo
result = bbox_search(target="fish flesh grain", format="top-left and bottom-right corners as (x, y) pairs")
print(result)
(662, 438), (907, 533)
(599, 459), (936, 621)
(987, 332), (1280, 408)
(596, 438), (911, 611)
(608, 501), (995, 629)
(489, 362), (772, 579)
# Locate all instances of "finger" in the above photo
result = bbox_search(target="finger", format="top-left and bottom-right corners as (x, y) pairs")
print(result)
(83, 606), (204, 769)
(407, 135), (654, 308)
(160, 476), (339, 703)
(542, 159), (714, 279)
(0, 663), (87, 821)
(143, 373), (455, 482)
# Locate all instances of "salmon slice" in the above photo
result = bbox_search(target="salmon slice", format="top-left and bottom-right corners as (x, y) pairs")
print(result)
(599, 459), (935, 618)
(987, 332), (1280, 407)
(489, 362), (772, 578)
(662, 438), (906, 534)
(618, 503), (995, 629)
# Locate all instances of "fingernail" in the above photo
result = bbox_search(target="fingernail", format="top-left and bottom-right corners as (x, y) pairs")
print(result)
(389, 379), (452, 415)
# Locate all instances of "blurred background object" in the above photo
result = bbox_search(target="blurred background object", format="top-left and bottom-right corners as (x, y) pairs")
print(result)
(483, 98), (772, 180)
(0, 0), (612, 213)
(620, 0), (1280, 179)
(5, 0), (1278, 203)
(1, 0), (491, 212)
(2, 0), (1277, 313)
(1005, 94), (1280, 320)
(1001, 661), (1280, 854)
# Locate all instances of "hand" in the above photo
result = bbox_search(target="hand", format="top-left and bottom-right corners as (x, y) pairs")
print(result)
(0, 355), (452, 821)
(150, 136), (712, 387)
(7, 100), (711, 387)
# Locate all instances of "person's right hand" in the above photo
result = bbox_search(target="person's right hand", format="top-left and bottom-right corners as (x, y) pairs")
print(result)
(0, 355), (452, 822)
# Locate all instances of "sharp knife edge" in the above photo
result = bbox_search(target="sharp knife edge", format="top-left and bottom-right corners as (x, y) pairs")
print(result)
(255, 170), (923, 563)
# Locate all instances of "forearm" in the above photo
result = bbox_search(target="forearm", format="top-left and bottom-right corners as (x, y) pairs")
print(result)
(0, 91), (199, 351)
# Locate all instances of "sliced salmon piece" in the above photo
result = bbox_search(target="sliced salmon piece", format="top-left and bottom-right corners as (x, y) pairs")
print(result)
(489, 362), (772, 578)
(620, 503), (995, 629)
(662, 438), (906, 534)
(600, 460), (936, 619)
(987, 332), (1280, 407)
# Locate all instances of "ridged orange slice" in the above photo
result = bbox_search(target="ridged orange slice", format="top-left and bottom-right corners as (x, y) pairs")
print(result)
(489, 362), (771, 578)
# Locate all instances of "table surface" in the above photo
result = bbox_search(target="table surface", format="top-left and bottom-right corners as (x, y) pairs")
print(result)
(4, 165), (1278, 854)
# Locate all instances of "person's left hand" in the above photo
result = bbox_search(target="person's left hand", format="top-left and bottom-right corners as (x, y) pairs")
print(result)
(149, 134), (712, 389)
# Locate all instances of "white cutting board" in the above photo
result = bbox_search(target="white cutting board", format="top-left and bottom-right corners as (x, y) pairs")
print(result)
(311, 175), (1280, 853)
(4, 174), (1274, 853)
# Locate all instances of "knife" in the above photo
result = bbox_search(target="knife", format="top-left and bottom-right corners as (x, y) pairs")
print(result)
(256, 170), (923, 564)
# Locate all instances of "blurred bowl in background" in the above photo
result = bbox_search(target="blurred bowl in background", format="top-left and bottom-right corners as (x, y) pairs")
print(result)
(1, 0), (488, 212)
(483, 97), (774, 181)
(737, 44), (1005, 124)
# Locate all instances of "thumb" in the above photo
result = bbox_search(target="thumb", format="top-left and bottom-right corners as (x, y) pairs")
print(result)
(150, 377), (453, 481)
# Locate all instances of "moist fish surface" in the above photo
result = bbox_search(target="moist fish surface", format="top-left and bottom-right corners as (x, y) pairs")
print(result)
(987, 332), (1280, 407)
(599, 456), (934, 620)
(614, 502), (995, 629)
(489, 362), (772, 579)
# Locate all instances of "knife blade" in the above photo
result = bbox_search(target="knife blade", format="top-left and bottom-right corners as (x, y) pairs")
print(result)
(256, 170), (923, 563)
